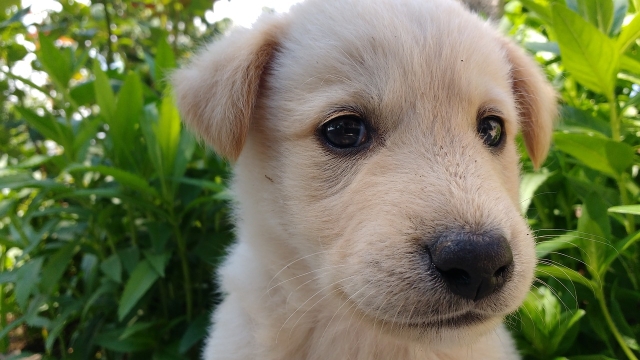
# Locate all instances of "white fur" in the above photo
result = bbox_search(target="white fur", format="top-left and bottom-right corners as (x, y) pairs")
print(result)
(172, 0), (556, 359)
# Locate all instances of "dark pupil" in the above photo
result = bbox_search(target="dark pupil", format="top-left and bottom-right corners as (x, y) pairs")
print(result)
(324, 117), (365, 148)
(478, 118), (502, 147)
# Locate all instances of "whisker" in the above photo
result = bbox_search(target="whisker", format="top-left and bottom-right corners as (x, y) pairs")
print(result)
(276, 274), (357, 343)
(263, 263), (354, 299)
(534, 267), (579, 307)
(318, 276), (380, 343)
(266, 249), (349, 290)
(534, 278), (572, 314)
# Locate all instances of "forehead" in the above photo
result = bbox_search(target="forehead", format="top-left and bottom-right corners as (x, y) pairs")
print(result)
(268, 0), (517, 131)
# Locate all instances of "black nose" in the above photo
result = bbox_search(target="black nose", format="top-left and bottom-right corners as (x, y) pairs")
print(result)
(427, 231), (513, 301)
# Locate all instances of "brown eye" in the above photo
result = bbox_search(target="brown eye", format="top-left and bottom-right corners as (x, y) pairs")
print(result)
(322, 115), (368, 148)
(477, 116), (504, 148)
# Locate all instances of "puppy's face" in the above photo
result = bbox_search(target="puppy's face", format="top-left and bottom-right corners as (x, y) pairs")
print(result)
(174, 0), (556, 347)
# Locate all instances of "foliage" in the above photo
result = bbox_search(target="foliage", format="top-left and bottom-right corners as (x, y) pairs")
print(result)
(0, 0), (639, 359)
(0, 0), (232, 358)
(504, 0), (640, 359)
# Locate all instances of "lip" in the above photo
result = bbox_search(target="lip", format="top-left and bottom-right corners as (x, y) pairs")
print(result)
(337, 288), (492, 329)
(401, 311), (489, 328)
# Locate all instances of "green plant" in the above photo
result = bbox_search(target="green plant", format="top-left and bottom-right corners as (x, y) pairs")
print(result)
(504, 0), (640, 359)
(0, 1), (233, 358)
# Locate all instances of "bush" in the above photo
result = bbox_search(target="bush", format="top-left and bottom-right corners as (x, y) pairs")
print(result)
(0, 1), (233, 358)
(0, 0), (639, 359)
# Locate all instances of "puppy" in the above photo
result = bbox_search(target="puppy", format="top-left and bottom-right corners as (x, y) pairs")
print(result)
(172, 0), (556, 359)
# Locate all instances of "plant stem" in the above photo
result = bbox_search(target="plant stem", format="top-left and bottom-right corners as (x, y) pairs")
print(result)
(609, 96), (635, 234)
(610, 95), (621, 141)
(172, 215), (192, 320)
(596, 287), (638, 360)
(100, 0), (115, 67)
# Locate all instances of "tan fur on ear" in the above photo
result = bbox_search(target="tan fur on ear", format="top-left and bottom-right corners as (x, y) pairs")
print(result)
(501, 40), (557, 169)
(171, 17), (286, 161)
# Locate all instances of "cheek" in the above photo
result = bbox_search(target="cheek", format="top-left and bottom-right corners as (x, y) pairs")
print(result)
(498, 141), (521, 205)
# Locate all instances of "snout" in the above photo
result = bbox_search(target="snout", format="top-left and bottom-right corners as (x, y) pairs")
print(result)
(426, 231), (513, 302)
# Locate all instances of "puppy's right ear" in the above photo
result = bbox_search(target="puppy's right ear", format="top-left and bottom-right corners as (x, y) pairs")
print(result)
(501, 39), (557, 169)
(172, 17), (285, 161)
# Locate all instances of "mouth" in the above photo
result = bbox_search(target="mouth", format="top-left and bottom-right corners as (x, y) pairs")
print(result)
(410, 311), (488, 328)
(337, 287), (494, 330)
(375, 311), (490, 331)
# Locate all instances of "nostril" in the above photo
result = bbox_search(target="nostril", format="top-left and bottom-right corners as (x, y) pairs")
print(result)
(439, 268), (471, 285)
(494, 264), (509, 278)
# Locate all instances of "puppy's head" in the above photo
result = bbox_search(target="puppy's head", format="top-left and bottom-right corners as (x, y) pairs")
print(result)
(173, 0), (555, 347)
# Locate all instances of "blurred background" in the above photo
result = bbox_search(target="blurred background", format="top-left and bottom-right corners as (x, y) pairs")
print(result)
(0, 0), (639, 359)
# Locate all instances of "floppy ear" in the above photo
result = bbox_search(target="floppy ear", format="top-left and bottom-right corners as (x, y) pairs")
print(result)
(172, 17), (285, 161)
(502, 40), (557, 169)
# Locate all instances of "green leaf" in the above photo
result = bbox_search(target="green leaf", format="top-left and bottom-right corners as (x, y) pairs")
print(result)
(566, 0), (614, 35)
(611, 0), (629, 36)
(1, 68), (48, 96)
(143, 250), (170, 277)
(536, 265), (595, 290)
(14, 257), (43, 309)
(69, 80), (96, 106)
(141, 104), (163, 177)
(95, 328), (156, 352)
(72, 117), (101, 160)
(111, 71), (144, 169)
(13, 155), (51, 169)
(550, 309), (585, 353)
(93, 62), (116, 122)
(65, 164), (159, 197)
(552, 3), (619, 97)
(147, 222), (172, 252)
(0, 269), (17, 284)
(0, 5), (29, 30)
(40, 241), (78, 295)
(601, 230), (640, 271)
(118, 321), (157, 340)
(37, 35), (73, 89)
(15, 107), (74, 154)
(536, 232), (579, 259)
(172, 131), (196, 181)
(609, 292), (640, 351)
(520, 170), (553, 214)
(100, 254), (123, 283)
(524, 41), (560, 55)
(0, 316), (25, 341)
(604, 141), (634, 174)
(578, 193), (614, 277)
(554, 132), (622, 176)
(520, 0), (552, 24)
(154, 36), (176, 85)
(608, 205), (640, 215)
(178, 314), (209, 353)
(118, 259), (160, 321)
(621, 54), (640, 75)
(559, 105), (611, 137)
(114, 71), (144, 136)
(6, 42), (28, 62)
(156, 91), (182, 178)
(177, 177), (226, 193)
(617, 12), (640, 53)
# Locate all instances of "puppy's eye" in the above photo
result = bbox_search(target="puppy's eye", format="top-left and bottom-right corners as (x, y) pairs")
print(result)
(322, 115), (368, 148)
(477, 116), (504, 148)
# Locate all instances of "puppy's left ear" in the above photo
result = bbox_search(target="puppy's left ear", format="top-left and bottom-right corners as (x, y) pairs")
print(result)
(501, 40), (557, 169)
(171, 16), (286, 161)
